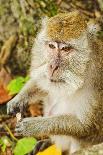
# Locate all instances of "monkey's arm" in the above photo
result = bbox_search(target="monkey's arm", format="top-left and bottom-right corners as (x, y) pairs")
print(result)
(7, 78), (47, 115)
(15, 115), (94, 138)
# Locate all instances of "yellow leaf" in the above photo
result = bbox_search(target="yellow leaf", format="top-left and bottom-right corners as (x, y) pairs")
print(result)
(37, 145), (61, 155)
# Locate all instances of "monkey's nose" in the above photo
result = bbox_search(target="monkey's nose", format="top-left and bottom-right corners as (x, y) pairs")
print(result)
(50, 64), (59, 76)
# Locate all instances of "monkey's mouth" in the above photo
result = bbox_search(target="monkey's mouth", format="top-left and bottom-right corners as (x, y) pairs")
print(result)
(50, 78), (65, 83)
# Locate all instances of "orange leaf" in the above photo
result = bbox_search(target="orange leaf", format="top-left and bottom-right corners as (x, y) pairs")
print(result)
(36, 145), (61, 155)
(0, 67), (12, 87)
(0, 83), (12, 104)
(29, 102), (43, 117)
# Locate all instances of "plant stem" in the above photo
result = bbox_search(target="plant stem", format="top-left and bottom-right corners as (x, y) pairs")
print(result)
(4, 124), (18, 142)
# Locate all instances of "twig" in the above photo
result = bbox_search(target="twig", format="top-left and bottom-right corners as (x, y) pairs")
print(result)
(19, 0), (27, 17)
(97, 0), (103, 11)
(0, 115), (12, 119)
(4, 124), (18, 142)
(0, 34), (18, 66)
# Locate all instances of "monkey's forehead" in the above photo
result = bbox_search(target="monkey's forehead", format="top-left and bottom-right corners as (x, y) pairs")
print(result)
(47, 11), (87, 41)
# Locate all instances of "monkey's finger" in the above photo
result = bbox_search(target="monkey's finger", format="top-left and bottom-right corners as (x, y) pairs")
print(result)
(15, 125), (23, 135)
(15, 120), (23, 128)
(20, 104), (28, 118)
(32, 139), (52, 155)
(7, 102), (16, 115)
(32, 141), (44, 155)
(15, 126), (22, 131)
(7, 98), (20, 115)
(39, 140), (52, 152)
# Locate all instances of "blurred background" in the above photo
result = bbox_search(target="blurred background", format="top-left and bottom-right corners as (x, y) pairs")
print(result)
(0, 0), (103, 155)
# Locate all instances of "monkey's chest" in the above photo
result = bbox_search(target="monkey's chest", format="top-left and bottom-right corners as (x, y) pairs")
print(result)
(44, 88), (87, 123)
(44, 93), (76, 116)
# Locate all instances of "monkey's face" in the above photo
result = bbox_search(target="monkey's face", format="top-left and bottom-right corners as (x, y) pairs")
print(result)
(45, 33), (91, 84)
(45, 41), (75, 82)
(35, 12), (98, 89)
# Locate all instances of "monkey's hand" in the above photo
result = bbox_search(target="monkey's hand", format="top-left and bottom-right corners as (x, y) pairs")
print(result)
(15, 115), (91, 139)
(7, 95), (28, 115)
(30, 139), (52, 155)
(15, 117), (50, 137)
(7, 79), (36, 115)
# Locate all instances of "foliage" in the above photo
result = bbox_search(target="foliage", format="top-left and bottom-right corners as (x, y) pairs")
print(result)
(14, 137), (37, 155)
(20, 16), (35, 36)
(0, 136), (61, 155)
(7, 76), (29, 95)
(0, 136), (12, 152)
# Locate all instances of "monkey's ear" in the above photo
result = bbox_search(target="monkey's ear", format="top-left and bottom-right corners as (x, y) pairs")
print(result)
(36, 16), (49, 41)
(87, 21), (100, 35)
(41, 16), (49, 29)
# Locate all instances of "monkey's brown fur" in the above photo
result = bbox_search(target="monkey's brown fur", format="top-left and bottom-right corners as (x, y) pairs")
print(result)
(47, 11), (87, 41)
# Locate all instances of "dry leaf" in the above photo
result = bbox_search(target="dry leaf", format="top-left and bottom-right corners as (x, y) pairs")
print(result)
(0, 67), (12, 87)
(0, 83), (12, 104)
(0, 34), (17, 65)
(28, 102), (43, 117)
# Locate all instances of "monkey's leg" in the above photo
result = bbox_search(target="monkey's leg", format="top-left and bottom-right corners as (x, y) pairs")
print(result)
(7, 79), (47, 115)
(29, 139), (52, 155)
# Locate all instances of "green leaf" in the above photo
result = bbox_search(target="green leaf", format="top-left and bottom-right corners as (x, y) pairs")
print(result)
(24, 76), (30, 82)
(14, 137), (37, 155)
(1, 144), (6, 152)
(7, 76), (29, 95)
(0, 138), (3, 145)
(1, 136), (11, 146)
(0, 136), (11, 152)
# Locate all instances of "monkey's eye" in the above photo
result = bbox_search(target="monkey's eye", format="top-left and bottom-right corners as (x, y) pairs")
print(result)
(49, 44), (55, 49)
(62, 46), (73, 52)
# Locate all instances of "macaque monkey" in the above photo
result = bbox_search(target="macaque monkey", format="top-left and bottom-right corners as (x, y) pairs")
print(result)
(7, 11), (103, 155)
